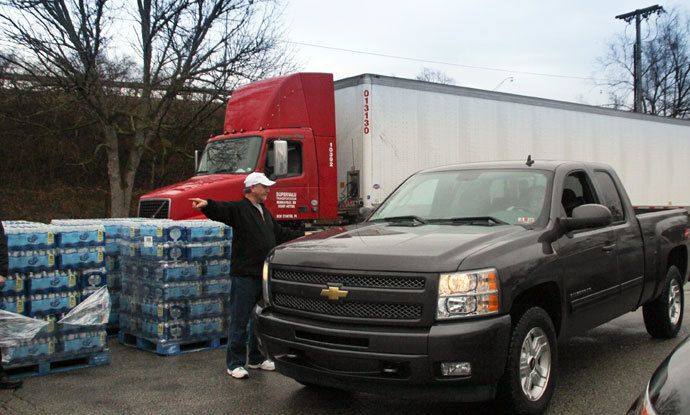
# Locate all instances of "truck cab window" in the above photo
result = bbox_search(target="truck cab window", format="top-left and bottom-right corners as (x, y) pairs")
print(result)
(265, 141), (303, 178)
(594, 171), (626, 222)
(196, 135), (262, 175)
(562, 171), (598, 217)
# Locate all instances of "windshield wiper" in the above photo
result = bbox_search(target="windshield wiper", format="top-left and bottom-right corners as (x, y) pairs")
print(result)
(211, 169), (241, 174)
(429, 216), (508, 226)
(374, 215), (428, 225)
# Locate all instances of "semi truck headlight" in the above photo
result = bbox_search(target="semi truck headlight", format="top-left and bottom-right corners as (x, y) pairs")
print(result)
(436, 268), (499, 319)
(262, 261), (271, 307)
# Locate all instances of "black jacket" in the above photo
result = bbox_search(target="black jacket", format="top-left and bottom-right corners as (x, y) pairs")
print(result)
(201, 197), (302, 277)
(0, 221), (7, 277)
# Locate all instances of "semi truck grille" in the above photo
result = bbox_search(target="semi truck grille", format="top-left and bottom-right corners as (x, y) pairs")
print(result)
(272, 270), (425, 289)
(138, 199), (170, 219)
(273, 293), (422, 320)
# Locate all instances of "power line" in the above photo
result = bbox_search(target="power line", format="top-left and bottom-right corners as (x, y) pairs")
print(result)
(1, 14), (605, 84)
(287, 40), (605, 82)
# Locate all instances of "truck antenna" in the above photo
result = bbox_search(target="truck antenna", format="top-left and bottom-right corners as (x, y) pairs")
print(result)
(526, 155), (534, 167)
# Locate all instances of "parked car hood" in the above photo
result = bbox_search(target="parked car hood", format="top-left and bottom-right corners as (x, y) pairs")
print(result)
(272, 222), (526, 272)
(646, 335), (690, 414)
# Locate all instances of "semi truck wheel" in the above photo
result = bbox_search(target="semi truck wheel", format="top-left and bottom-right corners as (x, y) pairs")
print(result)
(643, 265), (684, 339)
(499, 307), (557, 415)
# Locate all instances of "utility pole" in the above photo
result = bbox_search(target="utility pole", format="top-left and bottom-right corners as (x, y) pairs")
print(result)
(615, 5), (664, 113)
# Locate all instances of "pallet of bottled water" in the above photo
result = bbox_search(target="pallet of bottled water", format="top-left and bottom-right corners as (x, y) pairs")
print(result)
(3, 320), (110, 379)
(0, 283), (111, 379)
(117, 219), (233, 355)
(1, 221), (112, 378)
(2, 221), (107, 317)
(50, 218), (154, 335)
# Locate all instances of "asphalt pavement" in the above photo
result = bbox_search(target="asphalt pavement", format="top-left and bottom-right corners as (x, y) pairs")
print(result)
(2, 288), (689, 415)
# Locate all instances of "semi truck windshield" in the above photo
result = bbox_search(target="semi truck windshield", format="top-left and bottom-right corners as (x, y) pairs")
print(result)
(196, 135), (262, 175)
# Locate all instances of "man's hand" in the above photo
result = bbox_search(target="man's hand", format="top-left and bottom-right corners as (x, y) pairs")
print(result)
(189, 198), (208, 210)
(0, 275), (5, 286)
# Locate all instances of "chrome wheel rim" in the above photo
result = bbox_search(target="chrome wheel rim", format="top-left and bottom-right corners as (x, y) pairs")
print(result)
(519, 327), (551, 401)
(668, 277), (682, 326)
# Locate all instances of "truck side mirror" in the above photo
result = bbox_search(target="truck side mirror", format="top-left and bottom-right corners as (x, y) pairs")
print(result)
(274, 140), (288, 177)
(562, 204), (613, 232)
(540, 204), (613, 247)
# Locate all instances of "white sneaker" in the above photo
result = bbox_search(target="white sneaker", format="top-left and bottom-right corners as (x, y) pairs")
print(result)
(227, 367), (249, 379)
(246, 360), (275, 371)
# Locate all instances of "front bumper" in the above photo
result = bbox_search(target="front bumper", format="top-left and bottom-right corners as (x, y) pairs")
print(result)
(254, 304), (512, 402)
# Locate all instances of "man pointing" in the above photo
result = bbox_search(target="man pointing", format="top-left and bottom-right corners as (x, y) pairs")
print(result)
(190, 172), (303, 379)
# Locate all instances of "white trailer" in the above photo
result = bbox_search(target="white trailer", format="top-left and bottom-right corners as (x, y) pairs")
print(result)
(334, 74), (690, 208)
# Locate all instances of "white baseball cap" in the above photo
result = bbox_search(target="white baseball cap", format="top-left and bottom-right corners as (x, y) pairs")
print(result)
(244, 172), (276, 187)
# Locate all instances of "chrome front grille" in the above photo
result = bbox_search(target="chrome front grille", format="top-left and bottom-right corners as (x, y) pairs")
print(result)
(272, 269), (425, 289)
(270, 266), (431, 324)
(273, 293), (422, 320)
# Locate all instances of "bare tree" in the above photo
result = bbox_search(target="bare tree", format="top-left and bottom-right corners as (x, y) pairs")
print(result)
(416, 67), (455, 85)
(599, 8), (690, 118)
(0, 0), (295, 216)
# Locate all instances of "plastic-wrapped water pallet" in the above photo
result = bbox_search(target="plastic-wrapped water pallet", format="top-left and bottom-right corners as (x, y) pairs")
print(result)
(117, 219), (233, 355)
(51, 219), (138, 333)
(2, 220), (112, 364)
(0, 285), (112, 379)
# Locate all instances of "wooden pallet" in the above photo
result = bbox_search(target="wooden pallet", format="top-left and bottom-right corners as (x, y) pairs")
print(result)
(6, 349), (111, 379)
(118, 332), (226, 355)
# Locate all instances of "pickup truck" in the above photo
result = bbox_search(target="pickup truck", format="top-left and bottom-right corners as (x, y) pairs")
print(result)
(255, 160), (690, 414)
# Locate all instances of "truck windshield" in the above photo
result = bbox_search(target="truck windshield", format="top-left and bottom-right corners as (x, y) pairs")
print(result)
(369, 169), (552, 227)
(196, 135), (262, 175)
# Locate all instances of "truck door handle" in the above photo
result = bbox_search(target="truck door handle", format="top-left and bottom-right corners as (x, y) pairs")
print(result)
(602, 242), (616, 252)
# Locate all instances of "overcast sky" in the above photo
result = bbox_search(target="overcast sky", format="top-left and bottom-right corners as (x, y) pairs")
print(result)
(281, 1), (685, 106)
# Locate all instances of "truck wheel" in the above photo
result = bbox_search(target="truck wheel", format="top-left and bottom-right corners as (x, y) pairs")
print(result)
(643, 265), (684, 339)
(499, 307), (557, 415)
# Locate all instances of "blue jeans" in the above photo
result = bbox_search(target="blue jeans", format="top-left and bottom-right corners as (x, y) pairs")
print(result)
(226, 275), (264, 370)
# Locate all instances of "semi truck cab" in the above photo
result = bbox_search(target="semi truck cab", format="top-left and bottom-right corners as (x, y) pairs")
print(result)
(138, 73), (340, 223)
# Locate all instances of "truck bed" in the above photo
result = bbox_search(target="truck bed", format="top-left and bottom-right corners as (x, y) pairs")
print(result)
(635, 207), (690, 306)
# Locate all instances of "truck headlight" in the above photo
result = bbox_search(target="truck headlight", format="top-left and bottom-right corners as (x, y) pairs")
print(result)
(262, 261), (271, 307)
(436, 268), (499, 319)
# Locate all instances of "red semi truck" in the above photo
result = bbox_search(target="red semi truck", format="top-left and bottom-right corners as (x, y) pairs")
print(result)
(139, 72), (690, 222)
(139, 73), (342, 223)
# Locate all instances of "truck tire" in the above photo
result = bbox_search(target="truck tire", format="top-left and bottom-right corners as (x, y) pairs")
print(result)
(499, 307), (557, 415)
(643, 265), (684, 339)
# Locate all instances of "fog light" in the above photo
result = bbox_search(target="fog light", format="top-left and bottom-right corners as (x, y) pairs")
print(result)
(440, 362), (471, 377)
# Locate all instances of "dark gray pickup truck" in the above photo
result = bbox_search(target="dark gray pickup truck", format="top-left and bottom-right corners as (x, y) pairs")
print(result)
(255, 160), (690, 414)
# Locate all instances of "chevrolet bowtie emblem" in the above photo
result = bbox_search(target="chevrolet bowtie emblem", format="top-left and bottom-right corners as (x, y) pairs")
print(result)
(320, 286), (349, 301)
